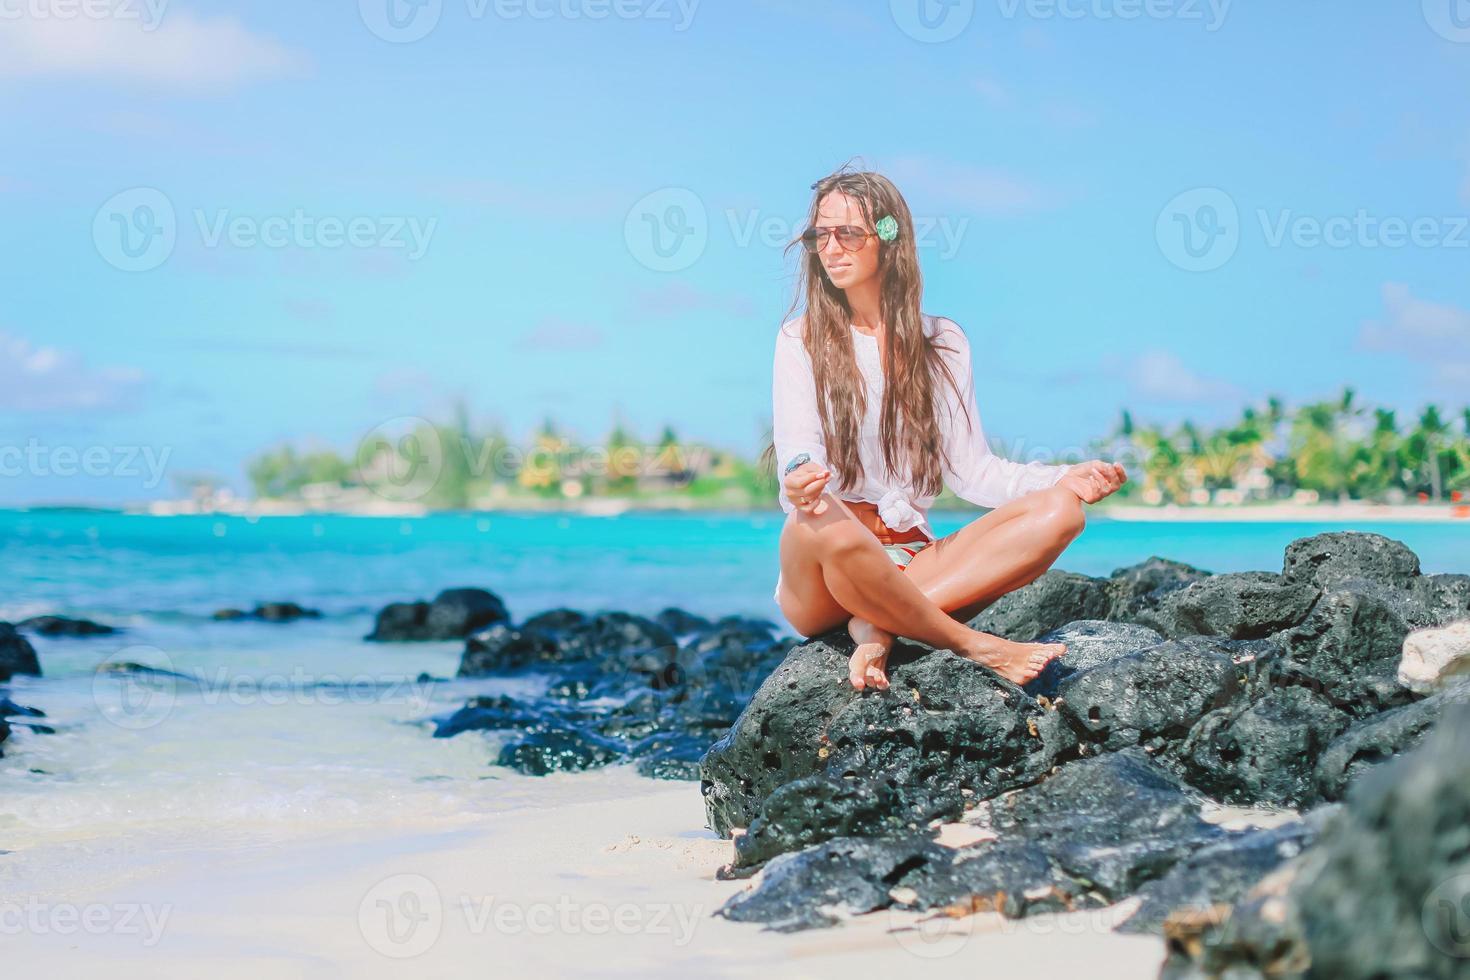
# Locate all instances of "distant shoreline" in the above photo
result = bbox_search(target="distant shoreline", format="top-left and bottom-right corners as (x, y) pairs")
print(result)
(5, 498), (1469, 524)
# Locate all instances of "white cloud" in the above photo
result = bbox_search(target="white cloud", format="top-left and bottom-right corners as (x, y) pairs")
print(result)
(0, 331), (148, 413)
(1125, 349), (1244, 403)
(514, 317), (604, 352)
(630, 281), (756, 319)
(884, 154), (1057, 216)
(1358, 282), (1470, 386)
(0, 7), (308, 87)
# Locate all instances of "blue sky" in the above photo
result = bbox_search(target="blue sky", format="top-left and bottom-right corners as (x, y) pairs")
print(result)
(2, 0), (1469, 504)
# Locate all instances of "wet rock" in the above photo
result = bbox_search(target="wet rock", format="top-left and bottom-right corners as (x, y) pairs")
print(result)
(1271, 577), (1426, 717)
(1165, 705), (1470, 979)
(655, 607), (710, 635)
(457, 624), (562, 676)
(1315, 679), (1470, 801)
(1056, 638), (1238, 751)
(17, 614), (118, 636)
(988, 749), (1224, 898)
(729, 773), (955, 875)
(1176, 686), (1350, 807)
(1413, 573), (1470, 625)
(1153, 572), (1318, 641)
(1121, 816), (1325, 935)
(892, 837), (1095, 918)
(629, 732), (708, 780)
(0, 623), (41, 681)
(1023, 620), (1165, 699)
(366, 587), (510, 641)
(1398, 620), (1470, 694)
(495, 727), (624, 775)
(967, 570), (1112, 642)
(715, 834), (952, 932)
(250, 602), (321, 622)
(700, 637), (1077, 839)
(520, 608), (589, 632)
(1105, 557), (1213, 628)
(1281, 530), (1421, 591)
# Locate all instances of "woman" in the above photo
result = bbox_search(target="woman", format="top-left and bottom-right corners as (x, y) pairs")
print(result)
(766, 167), (1127, 692)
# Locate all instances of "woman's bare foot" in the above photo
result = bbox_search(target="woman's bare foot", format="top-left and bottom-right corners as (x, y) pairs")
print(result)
(955, 631), (1065, 686)
(847, 614), (895, 691)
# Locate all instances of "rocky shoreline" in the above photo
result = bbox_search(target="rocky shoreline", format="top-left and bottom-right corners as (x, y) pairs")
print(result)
(3, 530), (1467, 976)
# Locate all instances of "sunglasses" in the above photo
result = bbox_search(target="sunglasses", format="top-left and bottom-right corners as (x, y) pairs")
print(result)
(799, 225), (874, 253)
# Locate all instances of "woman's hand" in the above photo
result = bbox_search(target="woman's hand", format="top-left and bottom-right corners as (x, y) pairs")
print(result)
(783, 462), (831, 516)
(1058, 460), (1127, 504)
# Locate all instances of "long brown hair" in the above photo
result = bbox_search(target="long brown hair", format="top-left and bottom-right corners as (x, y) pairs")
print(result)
(760, 163), (966, 500)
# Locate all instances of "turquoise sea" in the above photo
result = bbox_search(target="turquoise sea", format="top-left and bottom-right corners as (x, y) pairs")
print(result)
(5, 509), (1468, 626)
(1, 508), (1466, 862)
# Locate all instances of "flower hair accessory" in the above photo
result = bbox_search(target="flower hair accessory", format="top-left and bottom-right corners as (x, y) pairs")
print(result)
(874, 215), (899, 242)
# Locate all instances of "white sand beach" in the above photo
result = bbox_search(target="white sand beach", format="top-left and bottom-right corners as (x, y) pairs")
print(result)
(0, 766), (1166, 979)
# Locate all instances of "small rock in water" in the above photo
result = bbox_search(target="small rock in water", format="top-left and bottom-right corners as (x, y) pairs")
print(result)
(17, 615), (119, 637)
(366, 587), (510, 641)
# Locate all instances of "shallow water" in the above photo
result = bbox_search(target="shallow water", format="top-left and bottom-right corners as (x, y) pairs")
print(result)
(1, 510), (1466, 858)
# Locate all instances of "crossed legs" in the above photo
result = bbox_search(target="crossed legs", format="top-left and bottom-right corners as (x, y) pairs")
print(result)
(774, 485), (1086, 687)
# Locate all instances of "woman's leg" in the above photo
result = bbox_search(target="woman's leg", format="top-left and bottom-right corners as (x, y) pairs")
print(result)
(847, 485), (1087, 687)
(775, 491), (1067, 686)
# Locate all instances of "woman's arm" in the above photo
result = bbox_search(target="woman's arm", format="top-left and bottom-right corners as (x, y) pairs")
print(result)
(936, 319), (1069, 509)
(772, 324), (831, 515)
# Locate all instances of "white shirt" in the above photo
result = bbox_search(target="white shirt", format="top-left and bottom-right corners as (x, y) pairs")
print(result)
(772, 312), (1069, 543)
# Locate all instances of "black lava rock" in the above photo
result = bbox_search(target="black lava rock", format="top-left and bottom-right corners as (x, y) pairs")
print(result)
(366, 587), (510, 641)
(967, 570), (1113, 641)
(17, 615), (118, 636)
(0, 623), (41, 681)
(1056, 637), (1239, 751)
(1164, 705), (1470, 979)
(699, 637), (1076, 839)
(1175, 685), (1351, 807)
